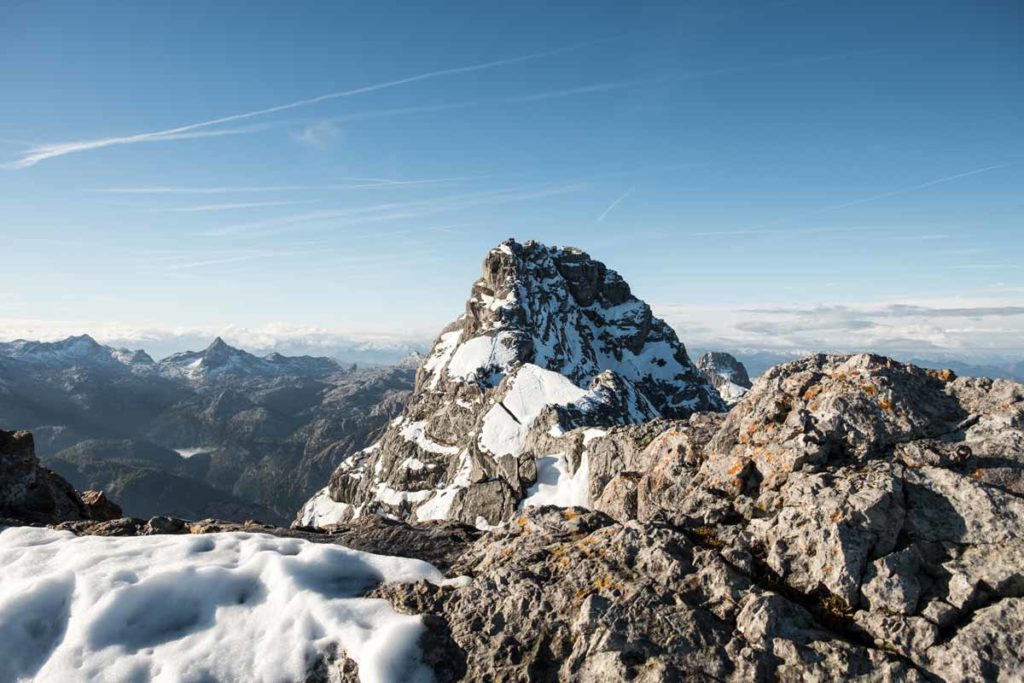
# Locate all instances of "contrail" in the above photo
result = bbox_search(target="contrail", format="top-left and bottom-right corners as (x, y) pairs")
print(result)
(5, 41), (605, 169)
(696, 164), (1010, 237)
(597, 187), (633, 222)
(812, 164), (1008, 213)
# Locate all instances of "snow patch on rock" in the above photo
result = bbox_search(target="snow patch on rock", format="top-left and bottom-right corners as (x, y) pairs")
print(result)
(480, 364), (588, 457)
(0, 526), (445, 683)
(521, 451), (591, 509)
(295, 486), (356, 528)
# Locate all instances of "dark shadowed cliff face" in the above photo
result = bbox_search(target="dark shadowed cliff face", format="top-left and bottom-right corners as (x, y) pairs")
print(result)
(298, 239), (724, 528)
(0, 429), (121, 523)
(0, 429), (86, 523)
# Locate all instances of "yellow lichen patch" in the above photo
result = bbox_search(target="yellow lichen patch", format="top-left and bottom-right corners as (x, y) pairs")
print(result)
(562, 509), (579, 521)
(593, 576), (619, 592)
(516, 515), (530, 530)
(726, 460), (745, 476)
(831, 512), (843, 523)
(862, 384), (878, 396)
(927, 368), (955, 382)
(879, 398), (893, 412)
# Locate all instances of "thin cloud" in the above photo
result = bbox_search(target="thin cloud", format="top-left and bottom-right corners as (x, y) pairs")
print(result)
(291, 120), (341, 149)
(7, 43), (876, 170)
(3, 124), (274, 169)
(201, 184), (586, 238)
(161, 252), (272, 271)
(147, 200), (315, 213)
(93, 184), (317, 194)
(4, 40), (608, 169)
(596, 187), (634, 222)
(695, 164), (1011, 238)
(92, 178), (470, 194)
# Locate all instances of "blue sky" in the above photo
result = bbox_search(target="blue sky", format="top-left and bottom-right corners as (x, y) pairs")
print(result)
(1, 1), (1022, 359)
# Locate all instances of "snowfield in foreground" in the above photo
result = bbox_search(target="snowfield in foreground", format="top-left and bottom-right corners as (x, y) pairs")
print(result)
(0, 527), (446, 683)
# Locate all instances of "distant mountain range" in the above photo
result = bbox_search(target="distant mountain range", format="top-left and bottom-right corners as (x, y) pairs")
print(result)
(0, 334), (414, 524)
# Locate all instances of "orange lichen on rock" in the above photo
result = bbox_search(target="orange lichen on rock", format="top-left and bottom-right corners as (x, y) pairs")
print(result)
(802, 384), (824, 401)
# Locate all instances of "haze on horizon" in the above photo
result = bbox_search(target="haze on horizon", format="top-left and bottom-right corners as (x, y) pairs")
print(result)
(1, 1), (1022, 363)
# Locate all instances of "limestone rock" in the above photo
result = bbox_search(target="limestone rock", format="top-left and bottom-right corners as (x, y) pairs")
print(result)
(0, 429), (87, 523)
(79, 489), (123, 521)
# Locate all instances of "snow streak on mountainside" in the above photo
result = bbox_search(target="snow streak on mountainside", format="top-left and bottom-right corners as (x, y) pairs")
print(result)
(297, 239), (724, 528)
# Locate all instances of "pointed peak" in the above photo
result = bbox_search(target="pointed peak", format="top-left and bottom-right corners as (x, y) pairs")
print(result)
(206, 337), (231, 352)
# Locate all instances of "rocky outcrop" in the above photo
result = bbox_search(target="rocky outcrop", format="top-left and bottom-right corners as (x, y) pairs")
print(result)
(374, 506), (922, 681)
(697, 351), (752, 404)
(0, 429), (87, 523)
(79, 489), (122, 521)
(39, 350), (1024, 679)
(390, 352), (1019, 681)
(298, 240), (723, 528)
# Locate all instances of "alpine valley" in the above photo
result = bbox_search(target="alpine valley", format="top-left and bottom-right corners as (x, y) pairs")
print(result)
(0, 334), (414, 524)
(2, 240), (1023, 682)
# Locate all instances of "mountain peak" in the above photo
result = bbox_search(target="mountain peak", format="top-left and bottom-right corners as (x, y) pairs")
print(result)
(420, 238), (722, 417)
(64, 333), (101, 347)
(697, 351), (752, 405)
(206, 336), (231, 352)
(157, 338), (337, 383)
(299, 240), (724, 528)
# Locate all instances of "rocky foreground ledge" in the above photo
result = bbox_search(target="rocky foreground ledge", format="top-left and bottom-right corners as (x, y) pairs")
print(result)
(362, 353), (1024, 681)
(4, 352), (1023, 681)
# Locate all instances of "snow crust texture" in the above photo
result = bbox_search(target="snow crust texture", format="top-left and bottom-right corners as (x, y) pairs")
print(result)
(297, 239), (723, 528)
(0, 527), (443, 683)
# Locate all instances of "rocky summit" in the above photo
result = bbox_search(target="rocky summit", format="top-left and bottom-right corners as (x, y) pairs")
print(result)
(297, 239), (724, 528)
(697, 350), (752, 404)
(287, 240), (1024, 680)
(369, 352), (1024, 681)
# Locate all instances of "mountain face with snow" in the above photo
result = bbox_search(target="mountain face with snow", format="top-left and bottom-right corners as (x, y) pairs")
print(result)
(696, 351), (752, 404)
(297, 239), (723, 528)
(158, 337), (341, 384)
